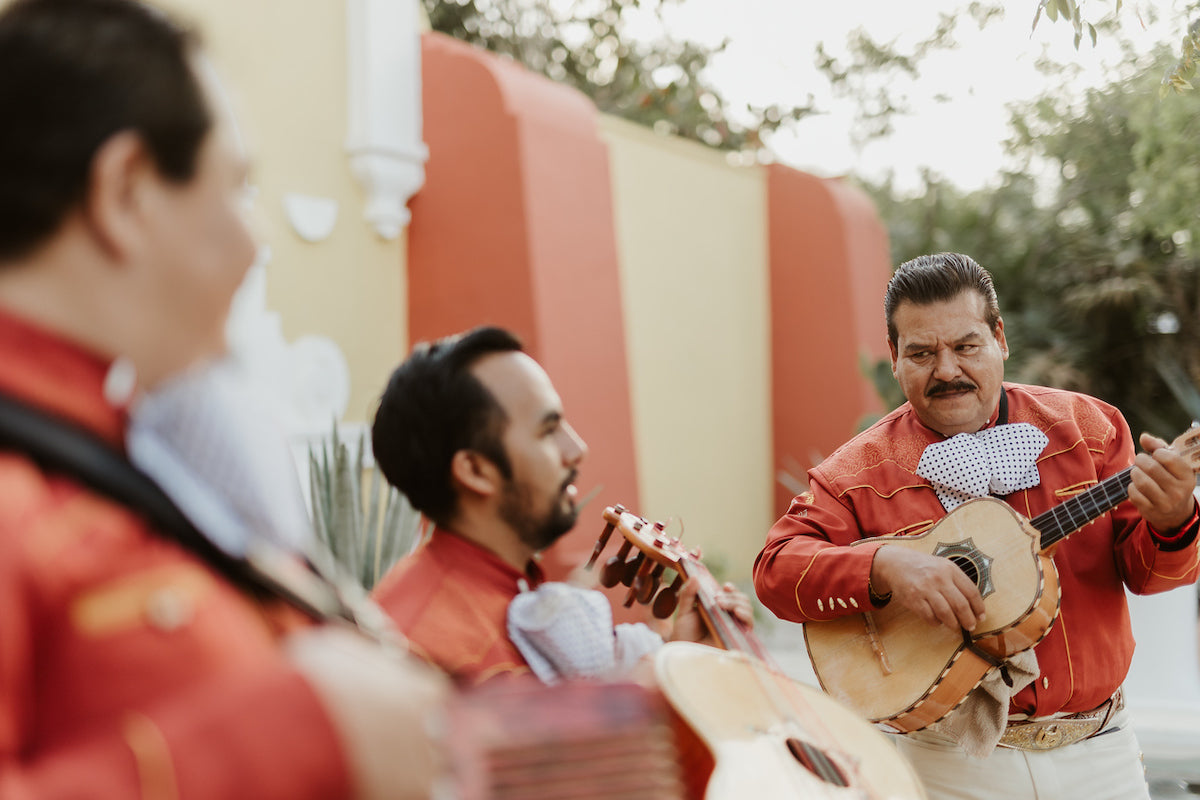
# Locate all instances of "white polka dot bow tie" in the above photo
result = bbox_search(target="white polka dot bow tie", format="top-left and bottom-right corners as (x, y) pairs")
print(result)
(915, 422), (1050, 512)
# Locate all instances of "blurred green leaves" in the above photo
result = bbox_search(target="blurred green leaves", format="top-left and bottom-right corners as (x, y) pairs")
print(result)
(422, 0), (815, 153)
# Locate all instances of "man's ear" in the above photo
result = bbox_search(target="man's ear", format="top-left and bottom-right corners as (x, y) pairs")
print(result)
(888, 337), (899, 376)
(83, 131), (154, 262)
(449, 449), (501, 499)
(995, 316), (1010, 360)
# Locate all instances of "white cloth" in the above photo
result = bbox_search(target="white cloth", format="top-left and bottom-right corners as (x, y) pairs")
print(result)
(916, 423), (1049, 512)
(507, 581), (663, 684)
(897, 707), (1148, 800)
(926, 649), (1040, 757)
(126, 359), (314, 556)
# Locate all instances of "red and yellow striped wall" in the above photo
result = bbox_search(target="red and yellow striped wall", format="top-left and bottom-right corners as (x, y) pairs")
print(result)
(411, 34), (890, 581)
(155, 0), (892, 583)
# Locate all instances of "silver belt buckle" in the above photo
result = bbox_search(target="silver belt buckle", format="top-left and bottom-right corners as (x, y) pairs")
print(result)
(998, 690), (1120, 752)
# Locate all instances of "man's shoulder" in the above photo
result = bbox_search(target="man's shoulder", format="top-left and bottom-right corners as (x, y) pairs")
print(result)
(1005, 383), (1123, 443)
(372, 537), (514, 630)
(372, 538), (525, 682)
(814, 405), (930, 483)
(0, 451), (147, 568)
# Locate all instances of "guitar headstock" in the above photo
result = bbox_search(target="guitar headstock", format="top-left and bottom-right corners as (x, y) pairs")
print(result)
(586, 505), (704, 618)
(1170, 425), (1200, 473)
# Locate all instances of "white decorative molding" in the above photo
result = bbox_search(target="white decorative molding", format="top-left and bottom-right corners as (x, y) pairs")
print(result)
(224, 250), (352, 439)
(283, 193), (339, 243)
(345, 0), (428, 240)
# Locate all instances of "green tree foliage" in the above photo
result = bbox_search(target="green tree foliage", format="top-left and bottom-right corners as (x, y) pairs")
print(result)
(860, 48), (1200, 438)
(1028, 0), (1200, 95)
(421, 0), (814, 152)
(815, 2), (1004, 147)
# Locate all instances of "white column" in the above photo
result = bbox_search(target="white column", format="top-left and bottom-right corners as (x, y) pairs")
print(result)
(345, 0), (428, 240)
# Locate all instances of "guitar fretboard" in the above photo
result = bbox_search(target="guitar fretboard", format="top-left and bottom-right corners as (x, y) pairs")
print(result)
(1031, 467), (1134, 550)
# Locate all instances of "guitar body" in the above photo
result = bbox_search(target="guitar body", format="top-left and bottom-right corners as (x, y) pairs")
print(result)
(804, 497), (1061, 732)
(656, 642), (927, 799)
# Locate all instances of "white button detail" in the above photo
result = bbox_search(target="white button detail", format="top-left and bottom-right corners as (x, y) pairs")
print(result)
(103, 357), (138, 407)
(145, 588), (193, 632)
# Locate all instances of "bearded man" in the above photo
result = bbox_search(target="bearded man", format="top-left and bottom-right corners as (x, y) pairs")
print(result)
(371, 326), (751, 686)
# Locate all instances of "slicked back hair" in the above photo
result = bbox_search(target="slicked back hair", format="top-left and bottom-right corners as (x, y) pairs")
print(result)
(0, 0), (210, 261)
(884, 252), (1001, 343)
(371, 326), (524, 527)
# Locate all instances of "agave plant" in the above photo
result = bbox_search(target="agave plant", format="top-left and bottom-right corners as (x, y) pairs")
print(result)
(308, 421), (425, 590)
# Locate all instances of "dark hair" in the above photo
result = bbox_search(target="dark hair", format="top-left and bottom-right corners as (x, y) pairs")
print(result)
(0, 0), (211, 260)
(884, 252), (1001, 342)
(371, 326), (525, 526)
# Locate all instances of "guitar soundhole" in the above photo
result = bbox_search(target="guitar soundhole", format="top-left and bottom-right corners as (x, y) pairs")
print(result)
(949, 555), (980, 586)
(933, 538), (996, 598)
(785, 737), (849, 787)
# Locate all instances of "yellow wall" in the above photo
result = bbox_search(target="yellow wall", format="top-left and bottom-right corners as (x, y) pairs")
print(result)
(156, 0), (407, 424)
(139, 3), (774, 581)
(600, 116), (773, 583)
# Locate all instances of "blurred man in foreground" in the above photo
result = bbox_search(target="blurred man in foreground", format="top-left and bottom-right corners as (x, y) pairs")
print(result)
(0, 1), (443, 796)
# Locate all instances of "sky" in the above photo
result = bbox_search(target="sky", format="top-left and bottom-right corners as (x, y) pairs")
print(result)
(634, 0), (1194, 192)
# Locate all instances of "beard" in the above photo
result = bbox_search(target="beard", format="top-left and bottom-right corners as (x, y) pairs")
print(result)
(498, 474), (579, 552)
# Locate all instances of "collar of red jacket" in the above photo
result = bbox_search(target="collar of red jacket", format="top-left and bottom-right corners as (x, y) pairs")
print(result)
(0, 305), (126, 449)
(426, 526), (547, 591)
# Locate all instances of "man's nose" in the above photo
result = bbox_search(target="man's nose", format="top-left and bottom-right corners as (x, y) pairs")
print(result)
(931, 348), (961, 380)
(561, 421), (588, 465)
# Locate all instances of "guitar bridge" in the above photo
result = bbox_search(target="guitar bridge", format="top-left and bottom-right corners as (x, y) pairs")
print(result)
(863, 613), (893, 675)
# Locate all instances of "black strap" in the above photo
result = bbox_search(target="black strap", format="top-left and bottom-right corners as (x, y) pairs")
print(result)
(960, 628), (1014, 687)
(0, 390), (352, 624)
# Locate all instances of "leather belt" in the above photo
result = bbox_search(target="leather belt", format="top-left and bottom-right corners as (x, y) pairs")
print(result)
(998, 689), (1123, 752)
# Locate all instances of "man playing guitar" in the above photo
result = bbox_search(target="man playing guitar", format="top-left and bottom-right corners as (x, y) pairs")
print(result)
(754, 252), (1200, 800)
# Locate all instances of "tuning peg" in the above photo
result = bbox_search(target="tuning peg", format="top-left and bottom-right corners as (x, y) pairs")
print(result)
(635, 563), (665, 605)
(621, 552), (645, 587)
(622, 555), (654, 607)
(585, 521), (615, 570)
(652, 574), (685, 619)
(600, 540), (633, 588)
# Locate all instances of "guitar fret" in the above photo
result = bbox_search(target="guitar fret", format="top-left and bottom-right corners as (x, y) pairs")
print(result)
(1033, 467), (1134, 549)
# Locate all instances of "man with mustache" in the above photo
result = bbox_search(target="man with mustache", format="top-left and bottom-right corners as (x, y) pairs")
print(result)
(370, 326), (751, 686)
(753, 253), (1199, 800)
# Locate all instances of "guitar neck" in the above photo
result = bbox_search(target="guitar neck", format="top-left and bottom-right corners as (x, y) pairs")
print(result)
(1031, 466), (1133, 550)
(680, 559), (775, 666)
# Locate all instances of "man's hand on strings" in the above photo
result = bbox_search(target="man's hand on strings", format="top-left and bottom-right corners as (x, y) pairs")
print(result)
(670, 578), (755, 645)
(1130, 432), (1198, 534)
(870, 545), (986, 632)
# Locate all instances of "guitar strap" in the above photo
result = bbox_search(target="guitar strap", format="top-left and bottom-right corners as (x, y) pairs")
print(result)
(0, 390), (360, 626)
(961, 628), (1014, 687)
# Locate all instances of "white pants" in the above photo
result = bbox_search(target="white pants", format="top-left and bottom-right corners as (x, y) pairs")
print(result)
(893, 708), (1149, 800)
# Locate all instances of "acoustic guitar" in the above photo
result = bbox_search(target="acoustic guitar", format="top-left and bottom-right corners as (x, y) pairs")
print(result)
(589, 505), (927, 800)
(804, 426), (1200, 734)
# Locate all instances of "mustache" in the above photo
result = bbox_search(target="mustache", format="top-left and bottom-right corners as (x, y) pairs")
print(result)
(926, 380), (977, 398)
